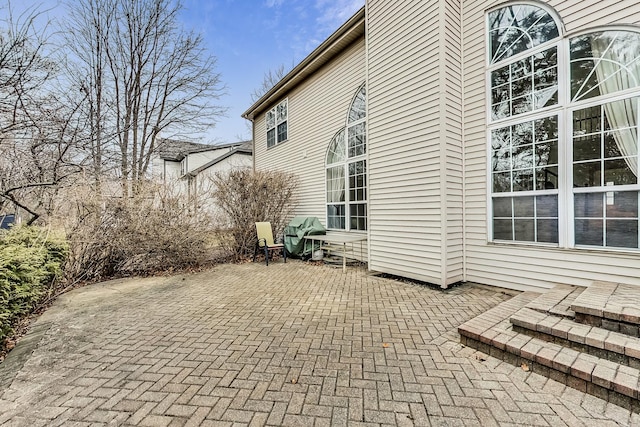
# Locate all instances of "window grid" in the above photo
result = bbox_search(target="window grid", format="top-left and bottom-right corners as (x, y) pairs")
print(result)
(266, 99), (288, 148)
(325, 84), (367, 231)
(493, 195), (559, 243)
(488, 4), (640, 251)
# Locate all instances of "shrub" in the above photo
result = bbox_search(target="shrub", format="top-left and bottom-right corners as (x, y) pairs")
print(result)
(0, 226), (67, 343)
(64, 182), (219, 283)
(211, 169), (297, 259)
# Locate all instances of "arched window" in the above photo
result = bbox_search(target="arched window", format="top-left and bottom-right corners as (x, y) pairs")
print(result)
(326, 84), (367, 231)
(488, 3), (559, 64)
(488, 3), (561, 245)
(488, 3), (640, 250)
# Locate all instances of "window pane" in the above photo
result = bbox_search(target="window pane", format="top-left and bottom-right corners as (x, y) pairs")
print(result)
(536, 195), (558, 217)
(513, 169), (534, 191)
(492, 148), (511, 172)
(493, 219), (513, 240)
(511, 95), (533, 115)
(573, 135), (601, 162)
(493, 172), (511, 192)
(277, 100), (287, 122)
(606, 191), (638, 218)
(535, 116), (558, 142)
(537, 219), (559, 243)
(493, 197), (512, 217)
(514, 219), (535, 241)
(492, 128), (510, 150)
(326, 129), (346, 164)
(514, 196), (534, 217)
(327, 204), (346, 230)
(349, 203), (367, 231)
(604, 158), (637, 185)
(348, 86), (366, 123)
(574, 193), (603, 218)
(573, 161), (601, 187)
(575, 219), (604, 245)
(348, 122), (366, 157)
(492, 67), (509, 86)
(277, 121), (288, 142)
(267, 129), (276, 148)
(326, 166), (345, 203)
(512, 144), (533, 169)
(491, 47), (557, 120)
(571, 31), (640, 101)
(492, 195), (558, 244)
(489, 5), (559, 63)
(573, 105), (601, 136)
(536, 166), (558, 190)
(604, 132), (625, 158)
(511, 76), (532, 99)
(266, 110), (275, 129)
(606, 220), (638, 248)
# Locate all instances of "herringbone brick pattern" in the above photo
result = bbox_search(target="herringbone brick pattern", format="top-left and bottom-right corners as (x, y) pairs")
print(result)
(0, 262), (637, 426)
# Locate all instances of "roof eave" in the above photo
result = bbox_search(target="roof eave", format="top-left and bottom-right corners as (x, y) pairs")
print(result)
(241, 6), (365, 120)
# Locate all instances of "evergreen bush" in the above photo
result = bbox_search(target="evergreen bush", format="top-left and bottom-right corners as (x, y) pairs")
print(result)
(0, 226), (67, 343)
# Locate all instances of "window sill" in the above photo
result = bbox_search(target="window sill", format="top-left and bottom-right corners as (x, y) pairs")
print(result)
(488, 240), (640, 257)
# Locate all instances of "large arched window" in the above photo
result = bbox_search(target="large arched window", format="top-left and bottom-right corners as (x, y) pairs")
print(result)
(489, 3), (561, 244)
(488, 3), (640, 250)
(326, 84), (367, 231)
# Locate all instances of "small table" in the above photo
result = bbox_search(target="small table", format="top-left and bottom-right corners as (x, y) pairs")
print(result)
(303, 234), (367, 272)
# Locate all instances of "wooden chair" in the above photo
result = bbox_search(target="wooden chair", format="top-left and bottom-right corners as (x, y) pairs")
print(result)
(253, 222), (287, 266)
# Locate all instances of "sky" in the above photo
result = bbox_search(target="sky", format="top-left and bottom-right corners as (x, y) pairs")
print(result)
(9, 0), (364, 145)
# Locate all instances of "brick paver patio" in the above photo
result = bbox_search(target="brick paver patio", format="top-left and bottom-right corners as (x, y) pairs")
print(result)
(0, 261), (636, 426)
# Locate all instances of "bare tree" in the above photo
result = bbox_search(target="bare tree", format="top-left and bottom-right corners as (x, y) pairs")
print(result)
(0, 3), (85, 225)
(250, 64), (288, 103)
(64, 0), (226, 196)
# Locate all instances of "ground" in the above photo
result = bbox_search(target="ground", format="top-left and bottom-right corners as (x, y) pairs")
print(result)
(0, 261), (636, 426)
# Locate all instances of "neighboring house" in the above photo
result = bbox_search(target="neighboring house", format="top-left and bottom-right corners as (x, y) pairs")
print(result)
(243, 1), (640, 291)
(153, 139), (252, 209)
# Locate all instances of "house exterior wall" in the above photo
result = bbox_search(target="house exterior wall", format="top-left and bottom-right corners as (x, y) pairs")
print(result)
(188, 148), (232, 172)
(462, 0), (640, 290)
(253, 39), (367, 223)
(366, 0), (463, 286)
(249, 0), (640, 291)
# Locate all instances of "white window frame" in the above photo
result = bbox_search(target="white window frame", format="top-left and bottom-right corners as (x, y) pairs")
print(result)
(486, 4), (640, 253)
(266, 98), (288, 148)
(325, 84), (367, 232)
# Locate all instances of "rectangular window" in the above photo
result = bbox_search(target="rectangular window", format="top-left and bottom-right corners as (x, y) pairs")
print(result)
(493, 195), (559, 243)
(491, 47), (558, 121)
(348, 160), (367, 231)
(266, 99), (288, 148)
(491, 115), (559, 243)
(575, 191), (639, 248)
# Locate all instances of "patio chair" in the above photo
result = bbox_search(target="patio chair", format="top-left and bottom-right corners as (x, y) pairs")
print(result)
(253, 222), (287, 266)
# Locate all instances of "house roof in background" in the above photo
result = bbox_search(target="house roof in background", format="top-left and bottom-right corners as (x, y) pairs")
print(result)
(186, 146), (252, 177)
(158, 138), (252, 161)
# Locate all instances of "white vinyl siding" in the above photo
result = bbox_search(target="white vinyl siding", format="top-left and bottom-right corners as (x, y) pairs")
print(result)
(367, 0), (463, 286)
(254, 38), (367, 252)
(463, 0), (640, 290)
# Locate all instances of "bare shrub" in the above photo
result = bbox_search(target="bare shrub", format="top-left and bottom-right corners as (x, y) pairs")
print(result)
(63, 182), (219, 283)
(211, 170), (297, 260)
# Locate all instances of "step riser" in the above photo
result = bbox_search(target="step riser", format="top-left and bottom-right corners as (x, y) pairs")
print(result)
(575, 313), (640, 337)
(460, 334), (640, 414)
(511, 325), (640, 369)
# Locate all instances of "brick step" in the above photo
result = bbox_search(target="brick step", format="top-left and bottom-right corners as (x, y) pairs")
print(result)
(572, 282), (640, 336)
(510, 307), (640, 369)
(524, 283), (583, 318)
(459, 293), (640, 413)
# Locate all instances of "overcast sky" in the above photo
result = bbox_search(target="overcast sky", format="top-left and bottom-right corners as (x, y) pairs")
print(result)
(9, 0), (364, 145)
